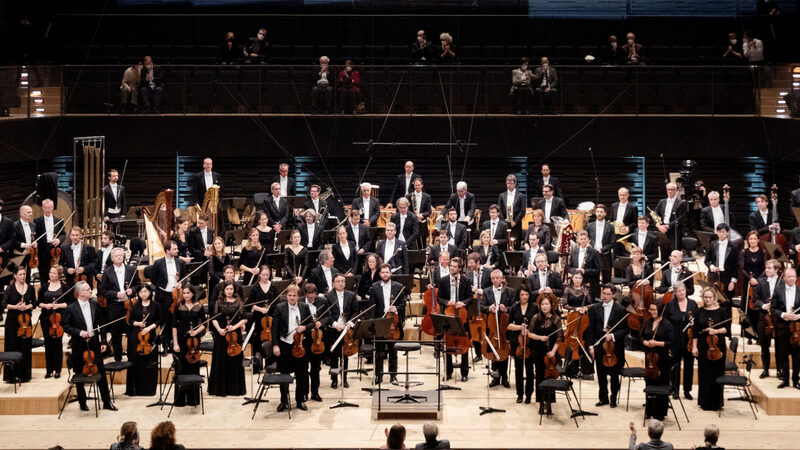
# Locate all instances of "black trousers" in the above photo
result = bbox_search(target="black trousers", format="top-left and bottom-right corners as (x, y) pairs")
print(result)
(71, 343), (111, 406)
(595, 357), (621, 403)
(155, 291), (174, 347)
(491, 358), (509, 383)
(512, 354), (534, 398)
(670, 350), (695, 395)
(775, 324), (800, 383)
(308, 352), (322, 397)
(758, 314), (774, 372)
(326, 330), (349, 381)
(446, 352), (469, 378)
(375, 340), (398, 380)
(104, 301), (126, 362)
(276, 340), (309, 404)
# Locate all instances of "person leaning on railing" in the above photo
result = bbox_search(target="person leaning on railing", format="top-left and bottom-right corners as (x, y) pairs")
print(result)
(119, 60), (141, 114)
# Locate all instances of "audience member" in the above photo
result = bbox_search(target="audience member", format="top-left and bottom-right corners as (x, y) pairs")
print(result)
(138, 55), (163, 113)
(243, 27), (270, 64)
(692, 424), (725, 450)
(722, 32), (744, 65)
(337, 59), (361, 114)
(743, 31), (765, 65)
(438, 32), (456, 64)
(47, 447), (64, 450)
(602, 35), (625, 65)
(629, 420), (673, 450)
(411, 30), (434, 63)
(149, 421), (185, 450)
(219, 31), (238, 64)
(119, 60), (141, 114)
(533, 57), (558, 113)
(509, 57), (534, 114)
(382, 423), (407, 449)
(622, 32), (645, 65)
(111, 421), (143, 450)
(415, 422), (450, 449)
(312, 56), (333, 113)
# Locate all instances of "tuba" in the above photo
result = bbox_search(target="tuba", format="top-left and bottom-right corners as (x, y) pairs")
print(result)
(143, 189), (174, 263)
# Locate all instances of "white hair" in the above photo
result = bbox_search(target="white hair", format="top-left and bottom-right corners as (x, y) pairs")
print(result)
(319, 55), (329, 63)
(360, 182), (372, 190)
(456, 181), (467, 190)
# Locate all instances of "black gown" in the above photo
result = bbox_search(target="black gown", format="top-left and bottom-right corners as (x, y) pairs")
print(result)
(239, 246), (264, 285)
(125, 300), (163, 396)
(208, 254), (231, 300)
(508, 302), (537, 399)
(208, 299), (246, 396)
(664, 299), (699, 397)
(358, 270), (380, 299)
(248, 282), (277, 357)
(172, 302), (206, 406)
(38, 283), (70, 375)
(172, 235), (192, 260)
(284, 247), (309, 281)
(640, 318), (673, 420)
(532, 312), (562, 403)
(562, 286), (590, 311)
(694, 307), (729, 411)
(3, 283), (35, 382)
(257, 227), (275, 253)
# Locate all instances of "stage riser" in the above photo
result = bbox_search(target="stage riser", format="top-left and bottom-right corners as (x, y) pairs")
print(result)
(0, 390), (68, 415)
(751, 384), (800, 415)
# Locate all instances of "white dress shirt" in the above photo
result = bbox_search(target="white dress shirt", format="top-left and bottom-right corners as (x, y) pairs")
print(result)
(114, 264), (126, 295)
(492, 287), (503, 303)
(312, 198), (320, 212)
(716, 239), (728, 272)
(204, 171), (213, 190)
(577, 247), (587, 268)
(165, 257), (177, 291)
(282, 303), (301, 344)
(637, 230), (648, 247)
(79, 299), (94, 333)
(710, 206), (725, 229)
(340, 242), (350, 260)
(459, 196), (466, 220)
(594, 220), (606, 249)
(413, 192), (422, 213)
(200, 227), (209, 246)
(616, 202), (628, 224)
(450, 276), (459, 302)
(336, 290), (345, 324)
(44, 215), (54, 242)
(490, 220), (499, 239)
(398, 215), (406, 242)
(382, 282), (392, 314)
(506, 190), (516, 218)
(448, 222), (457, 247)
(544, 199), (553, 222)
(322, 266), (333, 291)
(405, 173), (413, 195)
(273, 195), (281, 210)
(99, 246), (112, 268)
(383, 238), (396, 265)
(361, 197), (371, 221)
(759, 210), (769, 226)
(72, 243), (83, 268)
(21, 221), (32, 245)
(350, 224), (360, 248)
(766, 276), (778, 304)
(670, 265), (681, 286)
(663, 198), (675, 225)
(782, 285), (797, 318)
(538, 270), (547, 289)
(108, 183), (121, 214)
(307, 223), (316, 247)
(279, 176), (288, 197)
(602, 301), (613, 331)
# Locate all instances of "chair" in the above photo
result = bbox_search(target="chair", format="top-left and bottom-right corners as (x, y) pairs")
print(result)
(167, 358), (205, 417)
(725, 337), (740, 375)
(680, 237), (699, 270)
(104, 360), (133, 402)
(251, 342), (294, 419)
(611, 257), (632, 286)
(620, 366), (645, 411)
(641, 364), (689, 430)
(58, 352), (102, 419)
(253, 193), (270, 209)
(716, 372), (758, 419)
(538, 378), (582, 428)
(387, 342), (425, 403)
(0, 352), (23, 393)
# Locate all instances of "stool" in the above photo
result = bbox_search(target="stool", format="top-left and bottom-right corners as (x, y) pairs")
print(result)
(0, 352), (23, 393)
(539, 378), (582, 428)
(168, 374), (205, 417)
(199, 341), (214, 352)
(58, 357), (102, 419)
(387, 342), (425, 404)
(251, 373), (294, 419)
(620, 367), (645, 411)
(104, 361), (133, 402)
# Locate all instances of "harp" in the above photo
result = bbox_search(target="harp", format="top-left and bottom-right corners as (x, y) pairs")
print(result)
(143, 189), (174, 264)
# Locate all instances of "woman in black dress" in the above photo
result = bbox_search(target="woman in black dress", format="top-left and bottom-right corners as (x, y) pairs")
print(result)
(739, 230), (767, 339)
(284, 229), (309, 284)
(358, 253), (382, 300)
(207, 236), (230, 298)
(125, 284), (162, 396)
(171, 284), (206, 406)
(476, 230), (500, 271)
(239, 228), (264, 285)
(4, 265), (35, 383)
(561, 272), (591, 312)
(530, 293), (562, 414)
(172, 218), (193, 264)
(640, 302), (673, 420)
(692, 287), (730, 411)
(523, 209), (551, 251)
(664, 282), (698, 400)
(625, 246), (653, 289)
(506, 285), (537, 404)
(255, 212), (275, 252)
(208, 281), (247, 396)
(332, 226), (357, 274)
(249, 265), (277, 357)
(38, 265), (70, 378)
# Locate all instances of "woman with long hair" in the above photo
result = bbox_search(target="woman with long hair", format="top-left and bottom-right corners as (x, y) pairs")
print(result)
(171, 284), (206, 406)
(38, 264), (69, 378)
(208, 281), (247, 396)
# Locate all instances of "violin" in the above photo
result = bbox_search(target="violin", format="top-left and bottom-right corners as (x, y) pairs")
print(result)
(516, 319), (531, 359)
(684, 313), (695, 353)
(226, 328), (243, 357)
(82, 349), (98, 376)
(645, 349), (660, 379)
(186, 335), (201, 364)
(124, 298), (136, 325)
(311, 326), (325, 355)
(260, 315), (272, 342)
(50, 247), (61, 267)
(97, 291), (108, 308)
(483, 308), (510, 361)
(765, 311), (775, 339)
(136, 314), (153, 355)
(543, 353), (560, 380)
(74, 272), (87, 284)
(48, 311), (64, 339)
(602, 340), (617, 367)
(705, 319), (724, 361)
(383, 287), (405, 341)
(421, 263), (438, 336)
(17, 311), (33, 338)
(291, 316), (306, 358)
(169, 285), (182, 314)
(342, 327), (359, 357)
(29, 232), (39, 267)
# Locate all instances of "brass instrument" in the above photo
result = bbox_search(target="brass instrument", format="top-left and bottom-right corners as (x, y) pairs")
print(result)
(611, 221), (628, 235)
(647, 206), (663, 226)
(520, 207), (535, 231)
(377, 208), (396, 228)
(474, 209), (482, 229)
(316, 187), (333, 225)
(616, 233), (636, 253)
(199, 185), (220, 234)
(426, 209), (441, 246)
(75, 136), (105, 248)
(143, 189), (174, 264)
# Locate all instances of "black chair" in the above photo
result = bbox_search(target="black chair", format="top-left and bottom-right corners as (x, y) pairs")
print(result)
(538, 378), (582, 428)
(620, 366), (646, 411)
(104, 360), (133, 402)
(725, 337), (740, 375)
(0, 352), (23, 393)
(387, 342), (425, 403)
(611, 256), (632, 286)
(251, 341), (294, 419)
(641, 364), (689, 430)
(58, 352), (102, 419)
(716, 373), (758, 419)
(167, 358), (205, 417)
(680, 237), (699, 269)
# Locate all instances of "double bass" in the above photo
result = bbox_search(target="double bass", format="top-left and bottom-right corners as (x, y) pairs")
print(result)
(482, 307), (510, 362)
(443, 278), (470, 355)
(421, 262), (438, 336)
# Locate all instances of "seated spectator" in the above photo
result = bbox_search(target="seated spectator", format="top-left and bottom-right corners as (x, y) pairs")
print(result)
(415, 422), (450, 449)
(602, 35), (625, 65)
(743, 31), (765, 65)
(149, 421), (185, 450)
(438, 32), (456, 64)
(722, 32), (745, 65)
(534, 57), (558, 113)
(119, 60), (141, 114)
(220, 31), (238, 64)
(629, 420), (673, 450)
(509, 57), (534, 114)
(243, 27), (270, 64)
(410, 30), (434, 63)
(622, 32), (645, 65)
(312, 56), (333, 114)
(139, 55), (163, 113)
(692, 424), (724, 450)
(337, 59), (361, 114)
(382, 423), (406, 449)
(111, 421), (143, 450)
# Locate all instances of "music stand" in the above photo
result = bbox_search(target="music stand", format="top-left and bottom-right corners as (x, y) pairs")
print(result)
(287, 196), (306, 210)
(694, 231), (716, 253)
(321, 230), (337, 246)
(504, 251), (524, 275)
(266, 253), (287, 278)
(392, 275), (415, 294)
(275, 230), (292, 249)
(344, 275), (361, 292)
(357, 318), (393, 394)
(271, 279), (293, 296)
(477, 335), (505, 416)
(431, 313), (465, 392)
(505, 276), (528, 292)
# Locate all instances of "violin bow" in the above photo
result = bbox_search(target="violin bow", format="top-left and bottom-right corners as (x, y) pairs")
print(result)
(591, 312), (630, 348)
(381, 286), (406, 318)
(247, 248), (268, 286)
(330, 304), (375, 352)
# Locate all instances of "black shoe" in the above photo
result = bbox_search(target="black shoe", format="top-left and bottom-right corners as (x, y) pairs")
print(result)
(45, 372), (52, 379)
(277, 403), (288, 412)
(489, 378), (500, 387)
(595, 400), (609, 407)
(54, 372), (61, 379)
(79, 403), (89, 411)
(582, 373), (594, 381)
(331, 380), (338, 389)
(102, 403), (118, 411)
(684, 392), (693, 400)
(759, 370), (769, 379)
(472, 355), (483, 363)
(501, 380), (511, 389)
(546, 404), (552, 415)
(793, 382), (800, 390)
(310, 394), (323, 402)
(778, 380), (789, 389)
(445, 373), (453, 381)
(374, 376), (383, 384)
(516, 395), (523, 404)
(525, 397), (531, 404)
(296, 402), (308, 411)
(390, 376), (398, 385)
(461, 376), (468, 383)
(538, 403), (545, 414)
(610, 400), (617, 408)
(343, 379), (349, 389)
(672, 392), (679, 400)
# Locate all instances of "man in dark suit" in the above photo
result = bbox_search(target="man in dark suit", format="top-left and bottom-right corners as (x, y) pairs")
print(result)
(307, 250), (339, 293)
(62, 280), (116, 411)
(568, 230), (601, 299)
(772, 267), (800, 389)
(749, 194), (778, 236)
(144, 240), (186, 347)
(33, 198), (65, 277)
(465, 252), (492, 317)
(370, 264), (407, 383)
(527, 252), (564, 298)
(498, 174), (526, 241)
(440, 208), (468, 251)
(656, 250), (695, 296)
(530, 163), (563, 199)
(407, 178), (432, 248)
(272, 163), (296, 197)
(444, 181), (476, 228)
(630, 216), (659, 263)
(436, 257), (473, 382)
(12, 205), (38, 280)
(753, 259), (781, 379)
(298, 209), (324, 251)
(610, 187), (639, 257)
(304, 184), (328, 217)
(263, 182), (290, 231)
(587, 283), (628, 408)
(301, 283), (327, 402)
(346, 210), (372, 255)
(103, 168), (126, 223)
(480, 204), (509, 250)
(325, 274), (358, 388)
(388, 161), (422, 207)
(352, 183), (380, 227)
(0, 199), (15, 256)
(538, 183), (568, 224)
(98, 247), (141, 362)
(653, 182), (686, 253)
(415, 422), (451, 450)
(271, 284), (311, 411)
(190, 157), (221, 206)
(479, 268), (515, 382)
(60, 226), (97, 289)
(410, 30), (435, 62)
(391, 198), (419, 250)
(704, 224), (739, 307)
(533, 57), (558, 113)
(188, 214), (215, 260)
(95, 231), (116, 282)
(428, 233), (457, 265)
(376, 223), (409, 275)
(791, 181), (800, 208)
(700, 191), (731, 232)
(586, 204), (615, 284)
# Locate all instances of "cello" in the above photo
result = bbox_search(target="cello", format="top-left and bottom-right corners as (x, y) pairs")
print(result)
(443, 279), (471, 355)
(483, 307), (510, 362)
(421, 262), (438, 336)
(558, 310), (589, 361)
(628, 265), (662, 331)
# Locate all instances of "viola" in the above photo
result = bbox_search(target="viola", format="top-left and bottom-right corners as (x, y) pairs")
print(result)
(226, 329), (243, 357)
(444, 302), (470, 355)
(169, 286), (182, 314)
(48, 311), (64, 339)
(291, 317), (306, 358)
(516, 319), (531, 359)
(185, 335), (201, 364)
(50, 247), (61, 267)
(124, 298), (136, 325)
(386, 309), (401, 340)
(543, 353), (560, 380)
(628, 283), (653, 332)
(342, 327), (359, 357)
(97, 292), (108, 308)
(311, 326), (325, 355)
(601, 340), (617, 367)
(764, 311), (775, 339)
(29, 232), (39, 267)
(421, 264), (438, 336)
(137, 330), (153, 355)
(558, 310), (589, 361)
(483, 309), (510, 361)
(789, 321), (800, 347)
(74, 273), (87, 284)
(705, 319), (724, 361)
(17, 311), (33, 338)
(644, 350), (660, 379)
(82, 349), (99, 376)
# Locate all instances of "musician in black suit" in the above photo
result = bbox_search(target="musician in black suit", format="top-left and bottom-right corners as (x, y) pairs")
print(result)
(103, 168), (126, 222)
(298, 209), (324, 251)
(272, 163), (296, 197)
(190, 158), (221, 205)
(188, 214), (215, 260)
(304, 184), (328, 216)
(94, 231), (116, 281)
(62, 280), (115, 411)
(370, 264), (408, 383)
(704, 224), (739, 307)
(60, 226), (97, 289)
(480, 204), (509, 250)
(610, 187), (639, 236)
(263, 182), (290, 231)
(441, 208), (468, 251)
(656, 250), (695, 296)
(586, 204), (615, 284)
(346, 209), (372, 255)
(587, 283), (628, 408)
(428, 233), (458, 265)
(772, 268), (800, 389)
(271, 284), (311, 411)
(753, 259), (781, 379)
(0, 199), (15, 256)
(301, 283), (326, 402)
(307, 250), (339, 293)
(700, 191), (731, 233)
(653, 182), (686, 252)
(391, 198), (419, 250)
(98, 248), (141, 362)
(33, 199), (65, 276)
(352, 183), (380, 227)
(325, 274), (358, 388)
(792, 183), (800, 208)
(568, 230), (601, 299)
(480, 269), (515, 386)
(12, 205), (37, 280)
(530, 164), (563, 199)
(407, 178), (432, 248)
(436, 257), (474, 382)
(465, 252), (493, 318)
(498, 174), (526, 241)
(630, 216), (659, 263)
(527, 252), (564, 298)
(445, 182), (476, 227)
(376, 223), (409, 275)
(749, 194), (778, 236)
(537, 184), (568, 224)
(388, 161), (422, 207)
(143, 240), (187, 347)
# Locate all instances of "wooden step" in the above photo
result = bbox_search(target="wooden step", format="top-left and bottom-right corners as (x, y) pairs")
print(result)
(0, 369), (69, 415)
